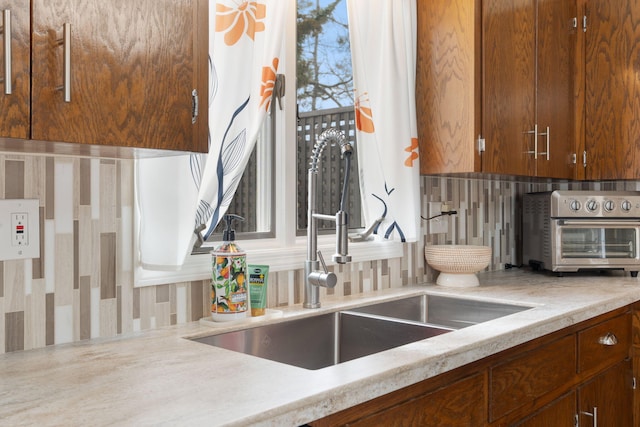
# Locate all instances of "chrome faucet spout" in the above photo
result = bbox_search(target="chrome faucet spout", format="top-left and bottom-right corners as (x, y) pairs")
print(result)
(304, 128), (352, 309)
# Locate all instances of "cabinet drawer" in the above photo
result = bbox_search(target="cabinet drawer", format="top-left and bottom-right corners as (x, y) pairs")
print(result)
(347, 373), (485, 427)
(578, 312), (631, 374)
(489, 334), (576, 421)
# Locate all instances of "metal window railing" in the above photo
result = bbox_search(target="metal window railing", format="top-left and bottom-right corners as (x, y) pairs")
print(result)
(297, 106), (362, 233)
(214, 106), (362, 237)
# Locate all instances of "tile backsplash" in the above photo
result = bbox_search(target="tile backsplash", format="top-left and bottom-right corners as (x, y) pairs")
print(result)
(2, 153), (640, 353)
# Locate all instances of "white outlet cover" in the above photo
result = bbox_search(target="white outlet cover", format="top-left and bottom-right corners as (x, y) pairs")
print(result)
(428, 202), (448, 234)
(0, 199), (40, 260)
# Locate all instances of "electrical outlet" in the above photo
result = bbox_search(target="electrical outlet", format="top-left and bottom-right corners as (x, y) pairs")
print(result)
(0, 199), (40, 260)
(428, 202), (448, 234)
(12, 212), (29, 246)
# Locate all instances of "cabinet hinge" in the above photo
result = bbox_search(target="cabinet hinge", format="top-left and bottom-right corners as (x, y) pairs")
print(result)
(191, 89), (199, 124)
(477, 135), (485, 153)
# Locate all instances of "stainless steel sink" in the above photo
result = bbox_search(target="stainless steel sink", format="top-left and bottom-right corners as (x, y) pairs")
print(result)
(192, 311), (452, 370)
(350, 294), (532, 329)
(191, 294), (533, 370)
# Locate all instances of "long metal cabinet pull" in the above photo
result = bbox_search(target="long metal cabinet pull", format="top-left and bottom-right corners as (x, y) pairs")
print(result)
(56, 23), (71, 102)
(524, 124), (538, 159)
(538, 126), (550, 160)
(581, 407), (598, 427)
(1, 10), (11, 95)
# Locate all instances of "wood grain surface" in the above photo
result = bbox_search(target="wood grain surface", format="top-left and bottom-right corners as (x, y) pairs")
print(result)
(0, 0), (30, 139)
(585, 0), (640, 179)
(535, 0), (578, 179)
(489, 334), (576, 421)
(30, 0), (207, 152)
(417, 0), (481, 174)
(578, 360), (634, 427)
(482, 0), (536, 176)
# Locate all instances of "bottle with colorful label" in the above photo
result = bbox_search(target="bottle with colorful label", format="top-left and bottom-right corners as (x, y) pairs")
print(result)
(211, 214), (249, 321)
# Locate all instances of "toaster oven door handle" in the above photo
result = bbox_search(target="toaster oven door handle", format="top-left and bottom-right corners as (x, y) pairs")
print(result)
(558, 220), (640, 226)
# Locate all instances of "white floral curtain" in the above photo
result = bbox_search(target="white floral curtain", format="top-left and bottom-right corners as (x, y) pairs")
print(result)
(347, 0), (420, 242)
(135, 1), (287, 270)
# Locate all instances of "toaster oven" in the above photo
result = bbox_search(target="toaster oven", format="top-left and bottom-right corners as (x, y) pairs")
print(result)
(522, 190), (640, 276)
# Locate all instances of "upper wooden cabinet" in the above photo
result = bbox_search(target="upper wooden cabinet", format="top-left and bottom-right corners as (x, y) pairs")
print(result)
(0, 0), (208, 153)
(582, 0), (640, 180)
(417, 0), (482, 175)
(536, 0), (579, 179)
(482, 0), (537, 177)
(0, 0), (30, 139)
(418, 0), (578, 179)
(483, 0), (578, 179)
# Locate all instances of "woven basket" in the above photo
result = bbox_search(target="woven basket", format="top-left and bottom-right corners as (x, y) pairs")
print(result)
(424, 245), (491, 274)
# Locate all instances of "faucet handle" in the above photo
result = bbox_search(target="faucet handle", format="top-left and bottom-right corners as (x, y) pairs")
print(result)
(308, 251), (337, 288)
(317, 250), (329, 272)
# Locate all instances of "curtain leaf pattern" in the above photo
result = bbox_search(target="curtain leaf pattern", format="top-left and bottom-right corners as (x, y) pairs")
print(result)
(135, 1), (287, 270)
(404, 137), (419, 167)
(355, 93), (375, 133)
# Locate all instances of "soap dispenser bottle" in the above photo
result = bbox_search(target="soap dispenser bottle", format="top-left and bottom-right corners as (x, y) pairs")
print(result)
(210, 214), (249, 321)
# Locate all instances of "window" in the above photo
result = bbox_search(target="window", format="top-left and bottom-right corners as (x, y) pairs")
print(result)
(135, 0), (402, 287)
(214, 0), (360, 238)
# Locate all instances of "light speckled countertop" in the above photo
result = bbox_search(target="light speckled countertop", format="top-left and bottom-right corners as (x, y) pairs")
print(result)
(2, 270), (640, 427)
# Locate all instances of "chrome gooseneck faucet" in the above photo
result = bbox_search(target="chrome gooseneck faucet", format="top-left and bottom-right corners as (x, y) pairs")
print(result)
(304, 128), (353, 309)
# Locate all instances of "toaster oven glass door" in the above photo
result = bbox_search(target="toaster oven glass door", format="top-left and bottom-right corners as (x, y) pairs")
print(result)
(557, 221), (640, 261)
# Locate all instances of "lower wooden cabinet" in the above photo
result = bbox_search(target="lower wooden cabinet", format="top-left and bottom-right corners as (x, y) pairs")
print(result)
(311, 307), (635, 427)
(516, 360), (634, 427)
(310, 372), (485, 427)
(514, 391), (576, 427)
(347, 373), (484, 427)
(577, 360), (633, 427)
(489, 334), (576, 421)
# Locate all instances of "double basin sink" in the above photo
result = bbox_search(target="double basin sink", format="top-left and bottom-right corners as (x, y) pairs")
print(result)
(192, 294), (532, 370)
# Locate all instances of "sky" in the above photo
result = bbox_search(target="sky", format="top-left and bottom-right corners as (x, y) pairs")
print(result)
(297, 0), (353, 112)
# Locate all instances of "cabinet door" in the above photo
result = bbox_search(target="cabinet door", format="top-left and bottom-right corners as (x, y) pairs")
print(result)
(416, 0), (482, 175)
(31, 0), (207, 152)
(0, 0), (29, 139)
(489, 334), (576, 421)
(584, 0), (640, 179)
(483, 0), (536, 176)
(578, 359), (633, 427)
(515, 391), (576, 427)
(535, 0), (578, 179)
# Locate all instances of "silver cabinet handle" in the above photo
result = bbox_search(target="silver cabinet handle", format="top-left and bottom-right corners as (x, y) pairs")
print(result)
(581, 407), (598, 427)
(524, 124), (538, 159)
(191, 89), (198, 124)
(56, 23), (71, 102)
(1, 10), (11, 95)
(598, 332), (618, 346)
(538, 126), (550, 160)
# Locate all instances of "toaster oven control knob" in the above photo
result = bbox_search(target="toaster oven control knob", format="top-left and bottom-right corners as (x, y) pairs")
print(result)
(569, 199), (581, 211)
(586, 199), (599, 212)
(603, 200), (615, 212)
(621, 200), (632, 212)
